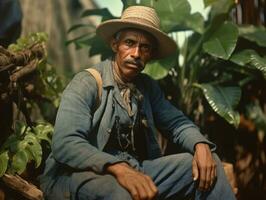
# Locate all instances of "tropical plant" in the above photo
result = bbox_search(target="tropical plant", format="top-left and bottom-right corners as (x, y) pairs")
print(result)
(0, 121), (53, 177)
(0, 32), (63, 177)
(67, 0), (266, 129)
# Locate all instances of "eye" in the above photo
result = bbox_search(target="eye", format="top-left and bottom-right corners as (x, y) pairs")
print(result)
(124, 39), (134, 46)
(141, 44), (152, 52)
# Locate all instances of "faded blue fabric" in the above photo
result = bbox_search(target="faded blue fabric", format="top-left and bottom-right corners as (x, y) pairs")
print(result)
(70, 153), (236, 200)
(40, 58), (224, 200)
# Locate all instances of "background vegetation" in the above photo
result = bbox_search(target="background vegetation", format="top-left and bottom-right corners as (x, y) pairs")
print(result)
(0, 0), (265, 199)
(66, 0), (266, 199)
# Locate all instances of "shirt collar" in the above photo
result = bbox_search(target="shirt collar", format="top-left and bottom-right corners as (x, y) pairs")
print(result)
(97, 58), (116, 88)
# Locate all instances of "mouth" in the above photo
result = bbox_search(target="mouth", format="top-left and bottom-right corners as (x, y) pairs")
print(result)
(125, 61), (143, 69)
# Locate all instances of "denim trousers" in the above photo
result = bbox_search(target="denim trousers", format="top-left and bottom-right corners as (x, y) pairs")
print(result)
(45, 153), (236, 200)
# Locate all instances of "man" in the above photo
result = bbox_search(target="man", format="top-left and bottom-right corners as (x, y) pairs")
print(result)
(40, 5), (236, 200)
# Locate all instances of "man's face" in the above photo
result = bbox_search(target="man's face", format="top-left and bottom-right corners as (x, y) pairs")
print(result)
(111, 29), (155, 82)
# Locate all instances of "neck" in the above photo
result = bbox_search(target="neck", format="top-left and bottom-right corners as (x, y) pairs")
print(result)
(112, 60), (132, 84)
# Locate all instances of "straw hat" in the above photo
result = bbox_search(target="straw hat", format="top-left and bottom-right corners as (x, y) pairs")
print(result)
(96, 5), (177, 59)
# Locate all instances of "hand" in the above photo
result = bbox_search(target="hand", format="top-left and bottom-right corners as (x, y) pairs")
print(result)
(106, 162), (158, 200)
(192, 143), (217, 191)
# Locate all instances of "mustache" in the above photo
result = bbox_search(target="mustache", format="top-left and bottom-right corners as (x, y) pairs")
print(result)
(125, 59), (144, 69)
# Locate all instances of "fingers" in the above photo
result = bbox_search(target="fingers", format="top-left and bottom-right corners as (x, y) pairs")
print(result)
(192, 158), (199, 181)
(136, 175), (157, 200)
(198, 164), (207, 191)
(198, 161), (217, 191)
(210, 161), (217, 188)
(193, 144), (218, 192)
(145, 175), (158, 195)
(115, 166), (157, 200)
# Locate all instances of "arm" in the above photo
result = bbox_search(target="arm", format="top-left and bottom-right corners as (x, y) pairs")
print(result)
(148, 78), (217, 190)
(51, 72), (121, 173)
(148, 78), (216, 153)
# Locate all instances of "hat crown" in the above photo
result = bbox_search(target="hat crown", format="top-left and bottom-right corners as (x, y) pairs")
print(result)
(121, 6), (160, 29)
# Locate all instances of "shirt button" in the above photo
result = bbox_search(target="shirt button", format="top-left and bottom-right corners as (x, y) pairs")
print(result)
(107, 128), (112, 134)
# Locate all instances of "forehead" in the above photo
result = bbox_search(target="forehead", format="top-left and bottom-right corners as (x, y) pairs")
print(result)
(118, 28), (156, 44)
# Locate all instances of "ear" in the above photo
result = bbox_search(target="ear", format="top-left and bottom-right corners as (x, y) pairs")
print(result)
(110, 38), (118, 53)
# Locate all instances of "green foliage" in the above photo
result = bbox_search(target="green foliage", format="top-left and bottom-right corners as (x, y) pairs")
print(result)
(6, 33), (64, 122)
(143, 53), (177, 80)
(0, 151), (9, 177)
(66, 8), (116, 60)
(8, 32), (48, 52)
(203, 21), (238, 60)
(206, 0), (234, 17)
(0, 32), (62, 176)
(67, 0), (266, 128)
(0, 121), (53, 176)
(238, 25), (266, 48)
(195, 84), (241, 127)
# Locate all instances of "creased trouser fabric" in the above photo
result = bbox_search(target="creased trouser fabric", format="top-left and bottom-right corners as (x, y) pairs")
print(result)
(43, 153), (236, 200)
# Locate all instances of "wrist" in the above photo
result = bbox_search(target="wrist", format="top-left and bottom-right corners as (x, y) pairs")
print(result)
(195, 143), (209, 151)
(106, 162), (129, 176)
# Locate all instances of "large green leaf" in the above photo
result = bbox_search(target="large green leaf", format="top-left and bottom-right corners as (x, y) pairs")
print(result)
(0, 151), (9, 177)
(206, 0), (234, 17)
(65, 34), (93, 47)
(250, 54), (266, 79)
(203, 21), (238, 60)
(126, 0), (192, 32)
(127, 0), (199, 33)
(24, 133), (42, 168)
(230, 50), (266, 79)
(196, 84), (241, 127)
(152, 0), (191, 32)
(88, 35), (113, 60)
(81, 8), (116, 21)
(238, 25), (266, 48)
(14, 121), (27, 136)
(10, 150), (28, 175)
(67, 24), (95, 34)
(184, 12), (205, 34)
(169, 12), (205, 34)
(159, 0), (190, 32)
(203, 0), (217, 7)
(33, 123), (54, 145)
(1, 134), (20, 151)
(143, 53), (177, 79)
(230, 49), (258, 66)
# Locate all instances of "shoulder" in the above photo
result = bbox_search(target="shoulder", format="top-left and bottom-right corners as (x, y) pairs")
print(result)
(137, 73), (161, 92)
(63, 71), (98, 96)
(138, 73), (157, 86)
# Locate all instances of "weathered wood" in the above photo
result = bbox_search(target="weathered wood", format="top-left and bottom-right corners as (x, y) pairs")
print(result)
(1, 174), (43, 200)
(0, 186), (5, 200)
(0, 44), (45, 68)
(10, 59), (38, 82)
(223, 162), (238, 195)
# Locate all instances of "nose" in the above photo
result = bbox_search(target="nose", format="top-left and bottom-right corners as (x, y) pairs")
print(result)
(131, 46), (141, 59)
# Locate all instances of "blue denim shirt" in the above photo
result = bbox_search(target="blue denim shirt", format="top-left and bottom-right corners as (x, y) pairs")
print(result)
(40, 58), (215, 195)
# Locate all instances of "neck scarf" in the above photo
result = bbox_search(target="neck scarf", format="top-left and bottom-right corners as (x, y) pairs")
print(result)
(112, 61), (142, 117)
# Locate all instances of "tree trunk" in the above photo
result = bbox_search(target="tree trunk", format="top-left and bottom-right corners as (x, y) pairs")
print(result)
(19, 0), (100, 75)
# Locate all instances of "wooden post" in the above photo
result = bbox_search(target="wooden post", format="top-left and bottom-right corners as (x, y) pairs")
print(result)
(1, 174), (43, 200)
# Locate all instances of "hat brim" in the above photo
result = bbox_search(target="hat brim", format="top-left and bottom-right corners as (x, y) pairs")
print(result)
(96, 19), (177, 59)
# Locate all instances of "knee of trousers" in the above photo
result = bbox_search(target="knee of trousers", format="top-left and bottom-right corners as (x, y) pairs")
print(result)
(159, 153), (194, 180)
(76, 175), (132, 200)
(212, 153), (231, 182)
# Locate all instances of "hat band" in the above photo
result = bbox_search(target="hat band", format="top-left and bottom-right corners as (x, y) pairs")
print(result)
(122, 17), (159, 29)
